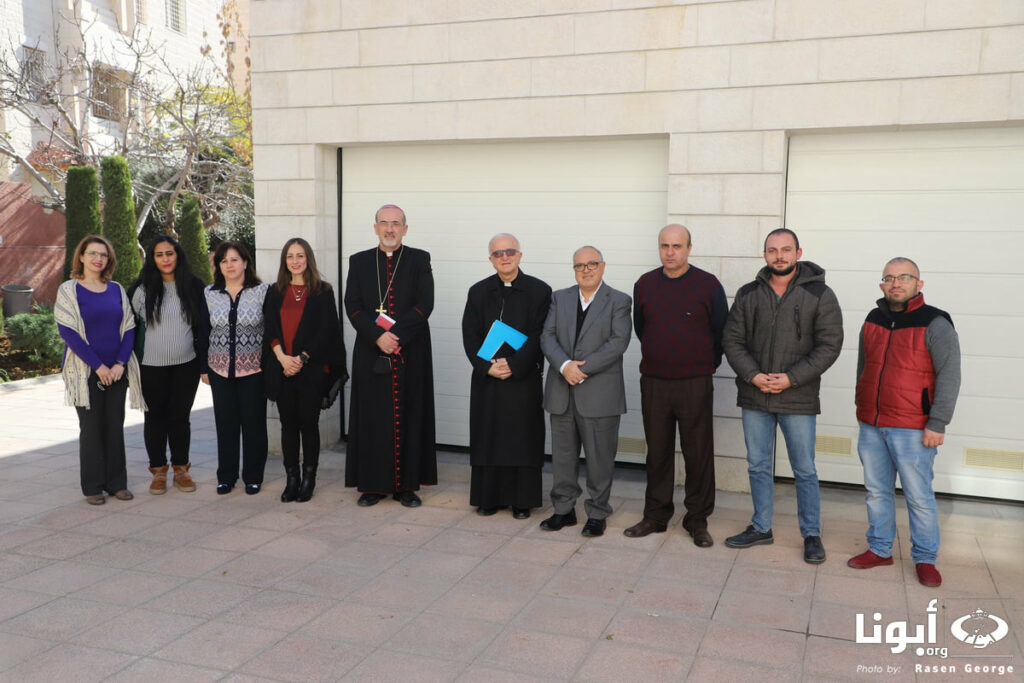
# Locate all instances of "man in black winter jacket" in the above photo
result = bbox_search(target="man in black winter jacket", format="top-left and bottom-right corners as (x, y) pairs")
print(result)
(722, 228), (843, 564)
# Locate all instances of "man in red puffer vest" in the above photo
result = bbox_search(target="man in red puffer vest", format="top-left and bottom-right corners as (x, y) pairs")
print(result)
(849, 257), (961, 588)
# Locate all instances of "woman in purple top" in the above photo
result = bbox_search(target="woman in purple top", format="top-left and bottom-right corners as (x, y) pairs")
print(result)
(54, 235), (146, 505)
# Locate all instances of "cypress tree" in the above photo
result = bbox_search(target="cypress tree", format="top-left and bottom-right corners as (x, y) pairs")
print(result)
(179, 196), (213, 284)
(100, 156), (141, 285)
(63, 166), (101, 279)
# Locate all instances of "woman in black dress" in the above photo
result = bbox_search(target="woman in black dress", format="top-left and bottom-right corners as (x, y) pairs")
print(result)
(264, 238), (347, 502)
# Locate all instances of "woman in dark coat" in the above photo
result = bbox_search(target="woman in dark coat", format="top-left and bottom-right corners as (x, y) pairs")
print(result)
(264, 238), (347, 502)
(461, 235), (552, 518)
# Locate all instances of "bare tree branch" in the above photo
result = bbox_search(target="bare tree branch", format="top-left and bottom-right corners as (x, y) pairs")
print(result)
(1, 5), (252, 243)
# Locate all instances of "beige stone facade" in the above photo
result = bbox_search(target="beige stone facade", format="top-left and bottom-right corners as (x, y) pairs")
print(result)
(250, 0), (1024, 488)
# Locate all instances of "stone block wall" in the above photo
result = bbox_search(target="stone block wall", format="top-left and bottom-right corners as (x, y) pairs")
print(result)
(250, 0), (1023, 488)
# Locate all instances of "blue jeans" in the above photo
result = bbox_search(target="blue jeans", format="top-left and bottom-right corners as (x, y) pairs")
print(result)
(857, 423), (939, 564)
(742, 409), (821, 537)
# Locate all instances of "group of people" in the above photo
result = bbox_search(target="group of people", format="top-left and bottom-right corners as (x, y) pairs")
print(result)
(57, 233), (347, 508)
(56, 204), (960, 589)
(457, 220), (959, 589)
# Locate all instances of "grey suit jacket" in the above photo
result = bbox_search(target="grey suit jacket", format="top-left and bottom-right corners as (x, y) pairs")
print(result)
(540, 283), (632, 418)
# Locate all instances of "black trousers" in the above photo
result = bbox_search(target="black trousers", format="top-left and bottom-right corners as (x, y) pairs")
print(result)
(277, 375), (322, 470)
(141, 359), (201, 467)
(209, 372), (267, 486)
(640, 375), (716, 531)
(75, 371), (128, 496)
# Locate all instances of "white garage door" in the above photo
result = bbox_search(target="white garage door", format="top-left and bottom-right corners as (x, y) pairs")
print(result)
(783, 127), (1024, 500)
(340, 138), (669, 460)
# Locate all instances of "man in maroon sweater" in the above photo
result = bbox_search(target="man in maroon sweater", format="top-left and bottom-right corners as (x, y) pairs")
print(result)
(623, 224), (728, 547)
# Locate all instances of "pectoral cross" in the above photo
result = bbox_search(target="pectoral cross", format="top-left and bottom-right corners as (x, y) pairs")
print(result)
(376, 304), (387, 315)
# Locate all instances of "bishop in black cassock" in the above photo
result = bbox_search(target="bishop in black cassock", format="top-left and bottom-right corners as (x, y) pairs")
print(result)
(344, 205), (436, 507)
(461, 234), (551, 518)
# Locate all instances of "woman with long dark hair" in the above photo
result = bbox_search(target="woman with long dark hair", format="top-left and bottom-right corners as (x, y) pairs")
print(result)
(201, 241), (270, 495)
(264, 238), (347, 502)
(54, 235), (145, 505)
(129, 235), (205, 494)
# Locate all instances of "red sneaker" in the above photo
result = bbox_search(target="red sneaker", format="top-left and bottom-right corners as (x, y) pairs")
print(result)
(916, 563), (942, 587)
(847, 550), (894, 569)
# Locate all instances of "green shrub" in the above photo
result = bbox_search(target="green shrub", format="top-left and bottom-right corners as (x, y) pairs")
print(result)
(101, 156), (141, 286)
(64, 166), (102, 279)
(179, 196), (213, 284)
(5, 305), (63, 365)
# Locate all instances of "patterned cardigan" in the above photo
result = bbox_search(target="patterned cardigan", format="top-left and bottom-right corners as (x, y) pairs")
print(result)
(54, 279), (146, 411)
(203, 283), (269, 378)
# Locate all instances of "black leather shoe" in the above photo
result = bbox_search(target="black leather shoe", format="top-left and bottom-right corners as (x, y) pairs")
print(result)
(724, 525), (774, 548)
(216, 483), (233, 495)
(623, 519), (667, 538)
(280, 465), (300, 502)
(296, 464), (317, 503)
(581, 518), (606, 537)
(476, 506), (499, 516)
(512, 508), (530, 520)
(357, 493), (384, 507)
(394, 491), (422, 508)
(244, 483), (261, 495)
(539, 510), (577, 531)
(690, 528), (714, 548)
(804, 535), (826, 564)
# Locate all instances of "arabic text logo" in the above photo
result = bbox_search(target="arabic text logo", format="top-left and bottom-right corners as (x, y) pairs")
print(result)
(856, 598), (944, 655)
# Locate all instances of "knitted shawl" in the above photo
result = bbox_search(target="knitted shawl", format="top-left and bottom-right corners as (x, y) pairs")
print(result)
(54, 279), (146, 411)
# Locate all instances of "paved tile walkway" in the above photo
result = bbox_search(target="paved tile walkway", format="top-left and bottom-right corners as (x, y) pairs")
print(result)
(0, 376), (1021, 681)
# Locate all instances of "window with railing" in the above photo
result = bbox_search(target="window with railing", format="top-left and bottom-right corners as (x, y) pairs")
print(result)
(165, 0), (185, 33)
(21, 47), (47, 102)
(93, 65), (128, 122)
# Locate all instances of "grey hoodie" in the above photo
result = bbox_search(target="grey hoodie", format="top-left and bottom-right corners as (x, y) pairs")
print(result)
(723, 261), (843, 415)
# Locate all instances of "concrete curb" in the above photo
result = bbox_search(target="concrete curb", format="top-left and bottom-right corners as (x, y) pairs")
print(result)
(0, 371), (62, 392)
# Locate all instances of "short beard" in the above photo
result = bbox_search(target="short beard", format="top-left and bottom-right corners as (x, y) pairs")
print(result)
(770, 263), (796, 276)
(885, 296), (908, 311)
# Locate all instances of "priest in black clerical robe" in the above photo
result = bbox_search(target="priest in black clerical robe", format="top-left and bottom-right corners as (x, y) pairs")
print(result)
(461, 234), (552, 519)
(344, 204), (436, 508)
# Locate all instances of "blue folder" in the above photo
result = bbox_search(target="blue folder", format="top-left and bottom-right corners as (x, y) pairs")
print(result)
(476, 320), (528, 361)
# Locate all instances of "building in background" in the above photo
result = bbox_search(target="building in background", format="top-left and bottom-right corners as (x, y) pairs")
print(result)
(0, 0), (231, 302)
(249, 1), (1023, 500)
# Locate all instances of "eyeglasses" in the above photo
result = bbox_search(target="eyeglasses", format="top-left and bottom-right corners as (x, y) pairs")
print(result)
(881, 274), (917, 285)
(376, 220), (404, 228)
(490, 249), (519, 259)
(573, 261), (603, 272)
(84, 251), (109, 260)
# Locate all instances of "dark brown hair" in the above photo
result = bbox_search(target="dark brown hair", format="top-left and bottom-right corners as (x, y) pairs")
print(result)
(70, 234), (116, 281)
(135, 234), (201, 325)
(275, 237), (326, 296)
(763, 228), (800, 251)
(211, 240), (261, 289)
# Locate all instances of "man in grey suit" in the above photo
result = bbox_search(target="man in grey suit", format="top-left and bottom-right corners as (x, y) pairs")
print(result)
(539, 246), (632, 537)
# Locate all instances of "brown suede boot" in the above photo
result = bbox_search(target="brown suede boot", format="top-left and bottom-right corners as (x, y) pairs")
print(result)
(149, 465), (169, 495)
(172, 463), (196, 492)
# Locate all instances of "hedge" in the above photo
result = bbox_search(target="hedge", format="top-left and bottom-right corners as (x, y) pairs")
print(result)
(63, 166), (101, 279)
